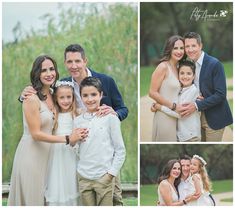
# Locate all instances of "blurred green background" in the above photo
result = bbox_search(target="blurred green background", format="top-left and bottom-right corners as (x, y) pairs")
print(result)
(140, 2), (233, 65)
(2, 2), (138, 189)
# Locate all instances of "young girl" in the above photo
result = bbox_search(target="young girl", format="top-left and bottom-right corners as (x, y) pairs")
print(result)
(73, 77), (126, 206)
(151, 60), (201, 142)
(44, 81), (88, 205)
(187, 154), (214, 206)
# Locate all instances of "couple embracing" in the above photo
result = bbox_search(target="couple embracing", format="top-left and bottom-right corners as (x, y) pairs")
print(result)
(150, 32), (233, 142)
(157, 155), (215, 206)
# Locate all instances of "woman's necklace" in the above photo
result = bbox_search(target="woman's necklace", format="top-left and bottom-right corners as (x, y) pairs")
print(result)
(44, 95), (56, 119)
(82, 112), (96, 121)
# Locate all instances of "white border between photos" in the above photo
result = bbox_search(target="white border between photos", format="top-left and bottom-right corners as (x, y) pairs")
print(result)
(1, 0), (234, 207)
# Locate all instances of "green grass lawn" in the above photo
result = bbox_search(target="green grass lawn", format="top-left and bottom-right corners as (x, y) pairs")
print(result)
(140, 61), (233, 97)
(123, 197), (138, 206)
(140, 179), (233, 206)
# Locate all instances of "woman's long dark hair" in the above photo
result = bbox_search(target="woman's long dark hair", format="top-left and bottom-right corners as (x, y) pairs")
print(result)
(157, 159), (182, 199)
(30, 55), (59, 100)
(157, 35), (185, 65)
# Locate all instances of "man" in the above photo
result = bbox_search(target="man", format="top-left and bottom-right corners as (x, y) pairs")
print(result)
(178, 155), (195, 201)
(21, 44), (128, 205)
(178, 155), (215, 206)
(178, 32), (233, 141)
(61, 44), (128, 121)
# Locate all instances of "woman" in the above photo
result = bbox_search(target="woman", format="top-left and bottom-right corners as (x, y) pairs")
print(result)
(8, 55), (86, 206)
(149, 35), (184, 141)
(157, 159), (192, 206)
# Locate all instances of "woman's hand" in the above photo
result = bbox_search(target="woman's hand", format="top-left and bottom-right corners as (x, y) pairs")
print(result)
(69, 128), (89, 146)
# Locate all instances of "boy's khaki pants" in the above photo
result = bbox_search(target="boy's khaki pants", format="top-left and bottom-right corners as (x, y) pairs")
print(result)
(78, 173), (114, 206)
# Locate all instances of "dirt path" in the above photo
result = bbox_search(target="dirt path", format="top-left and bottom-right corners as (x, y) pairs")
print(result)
(213, 192), (233, 206)
(140, 95), (233, 142)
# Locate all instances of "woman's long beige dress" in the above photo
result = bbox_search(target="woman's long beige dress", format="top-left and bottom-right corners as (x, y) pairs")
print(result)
(152, 63), (181, 141)
(8, 98), (54, 206)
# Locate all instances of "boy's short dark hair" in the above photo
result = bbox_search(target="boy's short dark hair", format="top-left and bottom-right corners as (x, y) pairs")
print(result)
(80, 77), (103, 95)
(178, 59), (196, 75)
(64, 44), (86, 60)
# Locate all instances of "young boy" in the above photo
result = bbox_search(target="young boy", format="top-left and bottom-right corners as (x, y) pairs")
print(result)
(73, 77), (126, 206)
(152, 60), (201, 142)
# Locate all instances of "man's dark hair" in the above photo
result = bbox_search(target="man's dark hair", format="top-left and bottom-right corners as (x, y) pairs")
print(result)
(64, 44), (86, 60)
(179, 154), (191, 161)
(183, 32), (202, 45)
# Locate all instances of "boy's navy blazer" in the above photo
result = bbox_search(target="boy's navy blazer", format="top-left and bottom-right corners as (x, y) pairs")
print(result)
(196, 52), (233, 130)
(61, 68), (128, 121)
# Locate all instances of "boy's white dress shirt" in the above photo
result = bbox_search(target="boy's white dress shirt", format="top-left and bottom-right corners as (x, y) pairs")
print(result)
(73, 113), (126, 180)
(161, 84), (201, 141)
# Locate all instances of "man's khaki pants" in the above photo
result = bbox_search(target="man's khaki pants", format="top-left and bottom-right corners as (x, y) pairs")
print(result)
(201, 112), (224, 142)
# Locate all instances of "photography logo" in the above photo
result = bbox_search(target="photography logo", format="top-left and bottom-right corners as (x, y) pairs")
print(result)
(190, 7), (228, 21)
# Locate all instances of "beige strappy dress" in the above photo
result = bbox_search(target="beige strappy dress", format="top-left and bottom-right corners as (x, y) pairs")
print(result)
(8, 97), (54, 206)
(152, 63), (181, 141)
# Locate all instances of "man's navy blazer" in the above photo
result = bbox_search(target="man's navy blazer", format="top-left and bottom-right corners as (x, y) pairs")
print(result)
(195, 52), (233, 130)
(62, 68), (128, 121)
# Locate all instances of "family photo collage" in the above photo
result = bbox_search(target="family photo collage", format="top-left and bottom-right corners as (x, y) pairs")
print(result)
(1, 0), (234, 207)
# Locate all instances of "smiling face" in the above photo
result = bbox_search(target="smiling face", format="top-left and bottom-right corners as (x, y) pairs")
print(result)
(169, 162), (181, 179)
(178, 65), (195, 87)
(184, 38), (202, 61)
(180, 159), (191, 178)
(55, 86), (74, 113)
(190, 158), (201, 174)
(39, 59), (56, 86)
(170, 39), (185, 62)
(64, 52), (88, 82)
(81, 86), (103, 113)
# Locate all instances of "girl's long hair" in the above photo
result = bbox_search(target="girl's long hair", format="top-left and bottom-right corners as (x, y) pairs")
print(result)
(196, 159), (212, 192)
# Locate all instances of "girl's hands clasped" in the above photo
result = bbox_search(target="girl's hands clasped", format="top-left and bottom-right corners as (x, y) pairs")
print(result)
(70, 128), (89, 146)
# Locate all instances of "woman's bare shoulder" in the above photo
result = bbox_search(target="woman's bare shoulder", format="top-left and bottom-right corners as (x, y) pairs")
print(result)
(159, 179), (169, 188)
(154, 61), (168, 73)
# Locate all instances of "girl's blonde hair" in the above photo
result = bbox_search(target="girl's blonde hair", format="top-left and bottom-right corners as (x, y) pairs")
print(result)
(195, 158), (212, 192)
(52, 85), (79, 134)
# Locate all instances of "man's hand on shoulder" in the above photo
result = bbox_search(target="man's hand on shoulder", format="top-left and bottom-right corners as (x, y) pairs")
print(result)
(97, 104), (117, 117)
(21, 85), (37, 100)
